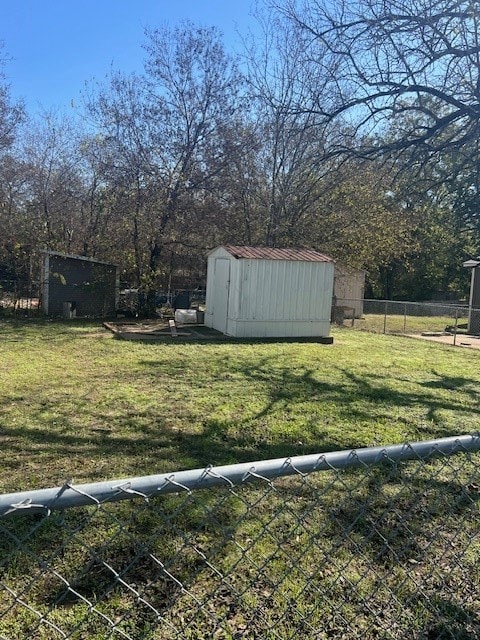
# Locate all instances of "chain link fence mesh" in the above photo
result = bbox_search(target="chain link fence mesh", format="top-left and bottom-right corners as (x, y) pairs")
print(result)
(0, 278), (40, 316)
(334, 298), (476, 338)
(1, 437), (479, 639)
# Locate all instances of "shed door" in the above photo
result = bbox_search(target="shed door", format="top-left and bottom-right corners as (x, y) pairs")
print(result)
(213, 258), (230, 333)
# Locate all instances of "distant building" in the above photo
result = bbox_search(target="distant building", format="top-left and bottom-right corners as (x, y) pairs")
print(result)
(205, 246), (334, 339)
(41, 251), (119, 318)
(333, 263), (366, 319)
(463, 257), (480, 334)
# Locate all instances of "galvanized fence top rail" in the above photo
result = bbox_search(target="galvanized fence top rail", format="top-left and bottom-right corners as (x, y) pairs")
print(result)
(1, 434), (478, 516)
(2, 435), (480, 639)
(363, 299), (471, 315)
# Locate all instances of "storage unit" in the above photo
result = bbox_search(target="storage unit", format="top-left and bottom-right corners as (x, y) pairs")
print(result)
(205, 246), (334, 338)
(41, 251), (119, 318)
(333, 263), (366, 319)
(463, 257), (480, 334)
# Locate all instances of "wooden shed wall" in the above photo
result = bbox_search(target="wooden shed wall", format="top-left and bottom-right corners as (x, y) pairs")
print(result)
(333, 264), (366, 319)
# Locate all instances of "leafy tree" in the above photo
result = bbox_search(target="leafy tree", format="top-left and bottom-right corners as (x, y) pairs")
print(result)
(371, 186), (466, 300)
(300, 159), (415, 292)
(0, 154), (32, 289)
(0, 45), (27, 294)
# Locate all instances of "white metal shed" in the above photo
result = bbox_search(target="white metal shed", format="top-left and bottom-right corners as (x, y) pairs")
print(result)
(205, 246), (334, 338)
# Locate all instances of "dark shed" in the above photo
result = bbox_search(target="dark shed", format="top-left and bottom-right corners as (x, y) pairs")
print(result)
(41, 251), (119, 318)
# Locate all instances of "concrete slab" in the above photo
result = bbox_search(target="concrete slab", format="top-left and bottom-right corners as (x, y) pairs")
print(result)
(407, 332), (480, 349)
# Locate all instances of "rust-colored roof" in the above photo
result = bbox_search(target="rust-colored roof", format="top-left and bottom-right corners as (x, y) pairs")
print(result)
(223, 245), (333, 262)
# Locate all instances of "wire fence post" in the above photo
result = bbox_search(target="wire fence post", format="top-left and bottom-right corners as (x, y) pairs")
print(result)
(383, 300), (388, 334)
(403, 302), (407, 333)
(453, 307), (458, 346)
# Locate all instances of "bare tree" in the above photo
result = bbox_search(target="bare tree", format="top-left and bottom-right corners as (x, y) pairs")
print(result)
(244, 8), (337, 246)
(278, 0), (480, 167)
(87, 23), (245, 312)
(20, 113), (85, 251)
(142, 21), (245, 249)
(0, 44), (24, 154)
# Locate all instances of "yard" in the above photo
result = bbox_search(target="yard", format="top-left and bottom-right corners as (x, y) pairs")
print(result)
(1, 320), (479, 493)
(1, 320), (480, 638)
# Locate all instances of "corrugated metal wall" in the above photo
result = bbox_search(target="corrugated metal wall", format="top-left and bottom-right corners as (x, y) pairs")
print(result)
(206, 248), (334, 338)
(239, 259), (333, 321)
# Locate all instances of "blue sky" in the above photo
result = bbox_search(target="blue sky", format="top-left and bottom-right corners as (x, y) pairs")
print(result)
(1, 1), (257, 116)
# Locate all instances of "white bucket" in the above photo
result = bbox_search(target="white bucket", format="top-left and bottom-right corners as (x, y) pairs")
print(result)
(174, 309), (198, 324)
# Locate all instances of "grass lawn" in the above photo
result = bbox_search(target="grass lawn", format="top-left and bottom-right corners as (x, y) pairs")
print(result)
(351, 312), (469, 335)
(1, 320), (480, 639)
(0, 319), (479, 492)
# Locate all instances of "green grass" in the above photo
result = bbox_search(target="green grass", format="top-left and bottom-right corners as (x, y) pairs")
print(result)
(352, 312), (469, 334)
(1, 320), (480, 639)
(0, 319), (479, 493)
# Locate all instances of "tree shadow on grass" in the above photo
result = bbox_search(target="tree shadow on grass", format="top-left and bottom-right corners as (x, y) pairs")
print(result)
(3, 447), (479, 639)
(3, 330), (480, 636)
(2, 346), (480, 493)
(2, 359), (480, 638)
(421, 370), (480, 395)
(180, 355), (480, 443)
(3, 356), (477, 487)
(338, 369), (480, 428)
(317, 455), (480, 639)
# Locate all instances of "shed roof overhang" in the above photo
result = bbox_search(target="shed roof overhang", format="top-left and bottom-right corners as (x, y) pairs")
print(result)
(210, 245), (334, 263)
(463, 258), (480, 269)
(41, 250), (118, 268)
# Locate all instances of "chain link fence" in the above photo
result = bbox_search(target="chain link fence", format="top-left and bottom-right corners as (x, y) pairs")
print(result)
(1, 435), (479, 639)
(334, 298), (477, 338)
(0, 278), (40, 316)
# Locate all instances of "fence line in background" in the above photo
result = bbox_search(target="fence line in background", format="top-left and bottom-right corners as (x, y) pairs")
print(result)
(0, 277), (41, 315)
(335, 297), (478, 337)
(1, 435), (480, 639)
(364, 298), (470, 316)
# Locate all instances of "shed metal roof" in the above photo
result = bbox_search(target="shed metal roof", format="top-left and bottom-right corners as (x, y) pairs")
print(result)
(463, 258), (480, 268)
(222, 246), (333, 262)
(41, 250), (118, 268)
